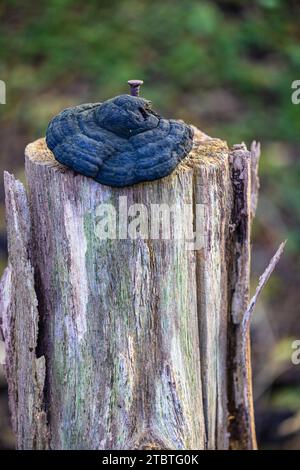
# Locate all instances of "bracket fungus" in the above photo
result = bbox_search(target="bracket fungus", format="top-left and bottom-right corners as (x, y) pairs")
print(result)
(46, 85), (194, 187)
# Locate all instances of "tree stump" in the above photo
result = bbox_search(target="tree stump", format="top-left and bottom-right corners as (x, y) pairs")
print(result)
(1, 128), (260, 450)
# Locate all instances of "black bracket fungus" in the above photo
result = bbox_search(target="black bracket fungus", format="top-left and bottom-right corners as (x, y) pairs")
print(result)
(46, 92), (194, 187)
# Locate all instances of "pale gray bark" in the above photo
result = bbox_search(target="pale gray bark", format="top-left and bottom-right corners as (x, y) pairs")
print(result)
(0, 129), (271, 450)
(2, 174), (48, 449)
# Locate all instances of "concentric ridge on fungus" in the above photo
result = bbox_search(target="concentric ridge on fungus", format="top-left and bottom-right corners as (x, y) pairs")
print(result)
(46, 94), (194, 187)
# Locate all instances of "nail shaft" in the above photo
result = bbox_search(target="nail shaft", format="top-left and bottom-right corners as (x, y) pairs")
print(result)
(128, 80), (144, 96)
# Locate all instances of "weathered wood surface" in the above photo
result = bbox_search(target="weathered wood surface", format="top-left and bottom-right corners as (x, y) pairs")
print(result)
(1, 129), (262, 449)
(2, 174), (48, 449)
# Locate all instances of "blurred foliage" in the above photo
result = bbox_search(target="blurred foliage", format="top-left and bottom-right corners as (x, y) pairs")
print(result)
(0, 0), (300, 142)
(0, 0), (300, 449)
(272, 387), (300, 411)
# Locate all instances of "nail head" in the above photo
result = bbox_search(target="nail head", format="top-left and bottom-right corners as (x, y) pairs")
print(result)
(128, 79), (144, 96)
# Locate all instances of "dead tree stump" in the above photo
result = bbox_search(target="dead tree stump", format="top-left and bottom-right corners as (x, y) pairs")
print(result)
(1, 128), (260, 450)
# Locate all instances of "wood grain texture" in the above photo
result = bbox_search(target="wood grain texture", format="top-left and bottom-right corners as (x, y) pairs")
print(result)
(1, 129), (260, 449)
(227, 144), (257, 449)
(2, 173), (48, 449)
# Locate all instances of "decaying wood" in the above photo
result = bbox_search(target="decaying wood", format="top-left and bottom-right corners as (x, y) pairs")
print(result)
(227, 143), (255, 450)
(250, 141), (261, 220)
(0, 266), (10, 342)
(242, 241), (286, 336)
(2, 173), (48, 449)
(0, 128), (274, 450)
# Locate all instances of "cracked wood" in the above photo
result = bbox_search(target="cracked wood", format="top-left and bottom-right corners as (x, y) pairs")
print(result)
(1, 129), (262, 449)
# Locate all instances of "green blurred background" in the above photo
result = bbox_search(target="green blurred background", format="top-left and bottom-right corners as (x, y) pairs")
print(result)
(0, 0), (300, 449)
